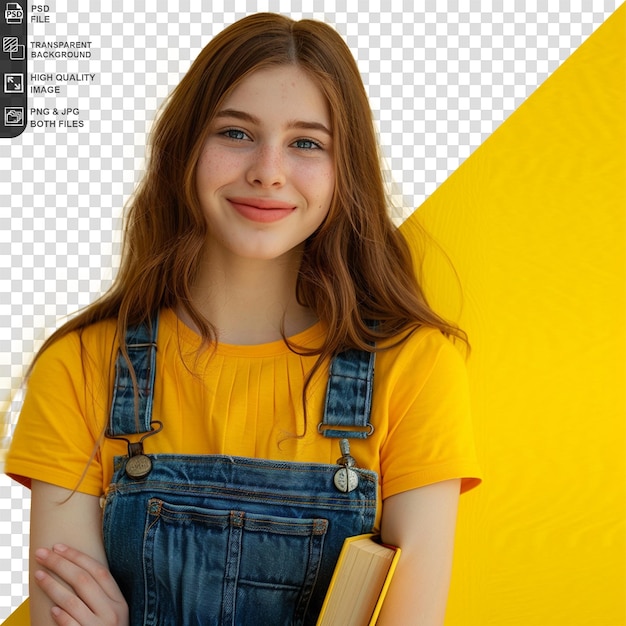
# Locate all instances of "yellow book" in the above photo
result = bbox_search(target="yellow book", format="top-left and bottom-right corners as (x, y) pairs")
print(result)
(317, 534), (401, 626)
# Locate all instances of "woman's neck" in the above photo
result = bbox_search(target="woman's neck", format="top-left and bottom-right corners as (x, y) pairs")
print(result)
(181, 250), (317, 345)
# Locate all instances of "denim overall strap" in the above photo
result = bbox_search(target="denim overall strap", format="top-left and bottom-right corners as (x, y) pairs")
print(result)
(319, 345), (375, 439)
(108, 314), (376, 439)
(106, 316), (159, 437)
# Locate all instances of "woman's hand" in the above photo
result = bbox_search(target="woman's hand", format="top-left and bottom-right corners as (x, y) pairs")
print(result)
(29, 480), (127, 626)
(33, 543), (128, 626)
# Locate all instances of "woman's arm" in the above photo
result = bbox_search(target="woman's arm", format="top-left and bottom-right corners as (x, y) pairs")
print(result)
(377, 478), (461, 626)
(29, 480), (128, 626)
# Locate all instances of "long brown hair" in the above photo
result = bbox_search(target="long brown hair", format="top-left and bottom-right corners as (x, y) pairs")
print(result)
(33, 12), (465, 373)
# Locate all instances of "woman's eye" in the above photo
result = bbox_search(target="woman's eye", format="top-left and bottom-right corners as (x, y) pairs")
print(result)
(292, 138), (322, 150)
(222, 129), (249, 141)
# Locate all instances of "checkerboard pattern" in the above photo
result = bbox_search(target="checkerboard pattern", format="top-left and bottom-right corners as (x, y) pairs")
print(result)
(0, 1), (617, 617)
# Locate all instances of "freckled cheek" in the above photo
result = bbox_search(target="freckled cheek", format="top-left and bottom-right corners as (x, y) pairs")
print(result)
(196, 149), (241, 191)
(292, 163), (335, 208)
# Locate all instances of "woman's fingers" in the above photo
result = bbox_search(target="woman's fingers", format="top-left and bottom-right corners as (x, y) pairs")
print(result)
(49, 544), (125, 602)
(33, 566), (94, 624)
(34, 546), (127, 625)
(50, 605), (82, 626)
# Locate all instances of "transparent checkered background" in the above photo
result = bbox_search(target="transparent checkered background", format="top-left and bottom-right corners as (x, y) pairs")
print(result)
(0, 0), (618, 617)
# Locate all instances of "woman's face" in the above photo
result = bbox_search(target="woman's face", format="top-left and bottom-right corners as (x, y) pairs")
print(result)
(196, 64), (335, 264)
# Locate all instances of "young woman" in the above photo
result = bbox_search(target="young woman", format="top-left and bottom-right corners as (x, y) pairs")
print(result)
(6, 13), (481, 626)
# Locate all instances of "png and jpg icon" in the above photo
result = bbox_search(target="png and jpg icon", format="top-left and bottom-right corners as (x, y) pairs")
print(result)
(5, 106), (24, 126)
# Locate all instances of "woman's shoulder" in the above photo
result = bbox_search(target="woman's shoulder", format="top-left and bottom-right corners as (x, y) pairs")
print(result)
(33, 317), (119, 373)
(378, 324), (466, 362)
(375, 324), (468, 387)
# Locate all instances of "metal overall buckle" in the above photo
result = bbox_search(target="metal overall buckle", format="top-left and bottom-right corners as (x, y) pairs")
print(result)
(108, 421), (163, 480)
(333, 438), (360, 493)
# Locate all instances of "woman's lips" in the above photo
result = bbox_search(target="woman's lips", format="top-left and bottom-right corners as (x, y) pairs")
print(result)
(228, 198), (296, 223)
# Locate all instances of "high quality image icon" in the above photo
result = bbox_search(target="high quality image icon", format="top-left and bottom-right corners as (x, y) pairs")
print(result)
(4, 73), (23, 93)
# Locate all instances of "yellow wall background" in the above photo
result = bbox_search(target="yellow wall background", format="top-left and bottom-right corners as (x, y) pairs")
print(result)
(402, 5), (625, 625)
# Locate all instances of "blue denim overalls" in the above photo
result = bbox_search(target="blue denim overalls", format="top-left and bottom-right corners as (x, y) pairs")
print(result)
(102, 314), (378, 625)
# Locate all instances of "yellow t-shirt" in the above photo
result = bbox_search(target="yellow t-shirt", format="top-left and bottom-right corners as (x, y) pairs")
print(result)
(6, 308), (481, 526)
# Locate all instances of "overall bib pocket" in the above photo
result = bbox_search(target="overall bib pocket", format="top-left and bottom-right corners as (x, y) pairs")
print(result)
(142, 498), (328, 626)
(103, 455), (377, 625)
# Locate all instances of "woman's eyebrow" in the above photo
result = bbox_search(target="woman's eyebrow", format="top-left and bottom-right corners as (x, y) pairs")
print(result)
(215, 108), (332, 136)
(215, 109), (258, 124)
(288, 120), (332, 136)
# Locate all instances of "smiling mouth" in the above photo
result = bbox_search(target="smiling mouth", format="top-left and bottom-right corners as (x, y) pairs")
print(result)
(228, 198), (296, 223)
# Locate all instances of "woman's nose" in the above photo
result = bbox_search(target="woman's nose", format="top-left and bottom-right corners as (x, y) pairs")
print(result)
(246, 145), (286, 188)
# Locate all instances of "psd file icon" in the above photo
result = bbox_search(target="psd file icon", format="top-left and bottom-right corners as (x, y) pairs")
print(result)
(5, 3), (24, 24)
